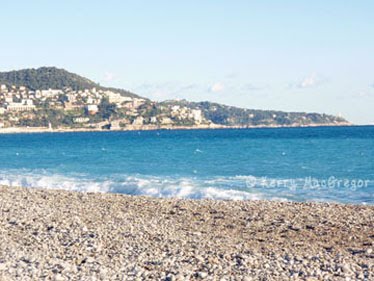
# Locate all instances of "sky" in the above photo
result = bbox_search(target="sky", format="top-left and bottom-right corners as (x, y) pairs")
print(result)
(1, 1), (373, 124)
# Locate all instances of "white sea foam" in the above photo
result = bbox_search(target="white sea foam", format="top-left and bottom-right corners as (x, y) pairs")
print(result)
(113, 176), (262, 200)
(0, 170), (264, 200)
(0, 170), (372, 203)
(0, 171), (111, 193)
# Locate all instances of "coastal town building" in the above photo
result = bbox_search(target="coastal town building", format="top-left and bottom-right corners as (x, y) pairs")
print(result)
(6, 102), (36, 112)
(190, 109), (203, 123)
(161, 117), (173, 125)
(73, 117), (90, 123)
(132, 116), (144, 125)
(39, 89), (63, 97)
(0, 85), (7, 92)
(86, 104), (99, 115)
(5, 97), (13, 103)
(107, 91), (132, 105)
(0, 83), (212, 129)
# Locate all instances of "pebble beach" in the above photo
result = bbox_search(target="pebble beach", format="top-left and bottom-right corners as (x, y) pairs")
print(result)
(0, 185), (373, 280)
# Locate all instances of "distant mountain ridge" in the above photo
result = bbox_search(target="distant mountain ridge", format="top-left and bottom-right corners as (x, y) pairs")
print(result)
(160, 100), (349, 127)
(0, 67), (350, 129)
(0, 67), (141, 99)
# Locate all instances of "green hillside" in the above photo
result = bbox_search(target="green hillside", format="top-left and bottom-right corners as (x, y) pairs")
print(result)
(0, 67), (140, 98)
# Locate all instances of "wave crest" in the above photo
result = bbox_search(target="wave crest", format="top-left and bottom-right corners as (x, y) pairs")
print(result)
(0, 170), (372, 203)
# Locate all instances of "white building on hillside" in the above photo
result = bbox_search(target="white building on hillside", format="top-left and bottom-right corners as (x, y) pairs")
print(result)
(106, 91), (133, 105)
(6, 103), (36, 112)
(41, 89), (63, 97)
(73, 117), (89, 123)
(190, 109), (203, 123)
(86, 104), (99, 115)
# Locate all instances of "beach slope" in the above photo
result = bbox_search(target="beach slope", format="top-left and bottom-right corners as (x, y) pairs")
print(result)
(0, 186), (373, 280)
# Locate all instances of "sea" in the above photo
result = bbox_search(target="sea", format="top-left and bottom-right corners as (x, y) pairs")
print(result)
(0, 126), (373, 204)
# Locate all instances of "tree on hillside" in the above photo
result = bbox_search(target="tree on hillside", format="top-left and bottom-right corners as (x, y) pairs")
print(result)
(98, 97), (117, 121)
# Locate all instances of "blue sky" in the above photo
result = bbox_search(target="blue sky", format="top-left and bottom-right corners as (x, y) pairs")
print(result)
(1, 1), (373, 124)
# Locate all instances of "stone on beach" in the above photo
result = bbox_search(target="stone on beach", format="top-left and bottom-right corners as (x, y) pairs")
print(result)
(0, 185), (373, 280)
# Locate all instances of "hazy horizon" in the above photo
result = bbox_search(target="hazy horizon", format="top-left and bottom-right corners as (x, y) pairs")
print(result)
(1, 1), (373, 124)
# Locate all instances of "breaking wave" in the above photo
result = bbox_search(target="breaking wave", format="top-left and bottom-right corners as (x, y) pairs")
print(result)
(0, 170), (372, 203)
(0, 170), (264, 200)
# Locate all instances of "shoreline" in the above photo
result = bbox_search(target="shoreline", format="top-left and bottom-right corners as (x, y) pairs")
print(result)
(0, 122), (353, 134)
(0, 184), (372, 206)
(0, 185), (372, 280)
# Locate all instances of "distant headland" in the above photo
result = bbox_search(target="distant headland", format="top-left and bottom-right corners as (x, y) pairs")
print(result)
(0, 67), (350, 132)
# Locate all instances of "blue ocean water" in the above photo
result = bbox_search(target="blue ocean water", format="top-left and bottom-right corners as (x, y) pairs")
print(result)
(0, 126), (373, 204)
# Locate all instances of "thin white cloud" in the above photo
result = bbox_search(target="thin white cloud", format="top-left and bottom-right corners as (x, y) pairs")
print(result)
(356, 91), (373, 98)
(299, 73), (318, 88)
(294, 73), (328, 89)
(210, 82), (225, 93)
